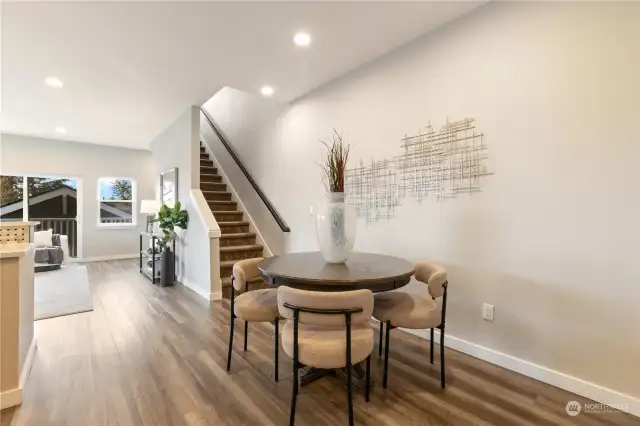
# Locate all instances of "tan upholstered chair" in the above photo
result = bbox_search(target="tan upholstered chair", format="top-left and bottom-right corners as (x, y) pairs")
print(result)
(278, 286), (374, 426)
(226, 257), (280, 381)
(373, 261), (448, 389)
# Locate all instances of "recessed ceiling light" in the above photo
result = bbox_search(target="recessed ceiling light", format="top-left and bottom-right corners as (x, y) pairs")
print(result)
(55, 126), (67, 134)
(260, 86), (274, 96)
(45, 77), (64, 88)
(294, 32), (311, 47)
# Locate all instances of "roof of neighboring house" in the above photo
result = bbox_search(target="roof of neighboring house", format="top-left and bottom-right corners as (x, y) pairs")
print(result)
(0, 184), (132, 218)
(0, 182), (76, 207)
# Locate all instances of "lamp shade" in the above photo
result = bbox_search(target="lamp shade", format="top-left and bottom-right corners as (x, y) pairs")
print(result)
(140, 199), (161, 214)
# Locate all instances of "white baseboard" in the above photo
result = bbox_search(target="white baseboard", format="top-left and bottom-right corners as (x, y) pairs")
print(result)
(0, 388), (22, 410)
(20, 339), (37, 389)
(403, 328), (640, 418)
(75, 253), (138, 262)
(0, 339), (37, 410)
(178, 274), (223, 301)
(180, 278), (213, 301)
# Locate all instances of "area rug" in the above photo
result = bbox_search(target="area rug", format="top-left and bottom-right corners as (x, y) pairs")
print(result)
(35, 265), (93, 321)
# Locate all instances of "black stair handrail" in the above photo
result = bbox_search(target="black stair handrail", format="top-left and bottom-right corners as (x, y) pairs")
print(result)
(200, 107), (291, 233)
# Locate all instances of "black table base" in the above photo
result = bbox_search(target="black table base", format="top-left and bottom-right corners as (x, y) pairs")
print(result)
(299, 362), (371, 391)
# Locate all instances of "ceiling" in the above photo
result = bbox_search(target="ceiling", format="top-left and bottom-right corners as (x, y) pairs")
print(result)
(1, 1), (482, 149)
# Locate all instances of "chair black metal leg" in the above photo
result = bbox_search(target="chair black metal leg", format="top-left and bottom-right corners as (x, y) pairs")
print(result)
(226, 315), (235, 371)
(344, 312), (354, 426)
(440, 327), (446, 389)
(227, 287), (236, 372)
(430, 328), (434, 364)
(290, 310), (300, 426)
(378, 322), (384, 357)
(290, 363), (298, 426)
(346, 359), (354, 426)
(383, 320), (391, 388)
(365, 355), (371, 402)
(274, 318), (279, 382)
(243, 321), (249, 351)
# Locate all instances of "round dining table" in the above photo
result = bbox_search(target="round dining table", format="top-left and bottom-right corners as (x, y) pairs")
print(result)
(258, 251), (415, 388)
(258, 251), (415, 293)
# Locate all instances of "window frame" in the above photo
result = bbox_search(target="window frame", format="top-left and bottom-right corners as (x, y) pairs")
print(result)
(96, 177), (137, 228)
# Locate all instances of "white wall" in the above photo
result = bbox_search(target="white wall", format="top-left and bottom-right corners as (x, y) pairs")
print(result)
(0, 133), (155, 259)
(201, 92), (288, 254)
(205, 1), (640, 408)
(150, 106), (218, 298)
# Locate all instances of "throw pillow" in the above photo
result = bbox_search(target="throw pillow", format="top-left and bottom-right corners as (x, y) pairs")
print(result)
(34, 229), (53, 248)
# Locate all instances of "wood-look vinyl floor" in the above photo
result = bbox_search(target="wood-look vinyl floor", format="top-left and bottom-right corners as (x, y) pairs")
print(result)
(1, 259), (637, 426)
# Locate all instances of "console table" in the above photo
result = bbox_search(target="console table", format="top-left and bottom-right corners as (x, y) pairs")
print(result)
(139, 232), (176, 286)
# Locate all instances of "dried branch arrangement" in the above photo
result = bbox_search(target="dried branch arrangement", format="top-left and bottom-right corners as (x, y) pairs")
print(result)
(318, 130), (351, 193)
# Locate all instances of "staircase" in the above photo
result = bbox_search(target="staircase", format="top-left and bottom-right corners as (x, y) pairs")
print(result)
(199, 143), (266, 298)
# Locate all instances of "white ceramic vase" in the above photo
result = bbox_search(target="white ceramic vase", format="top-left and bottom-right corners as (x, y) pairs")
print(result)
(316, 192), (357, 263)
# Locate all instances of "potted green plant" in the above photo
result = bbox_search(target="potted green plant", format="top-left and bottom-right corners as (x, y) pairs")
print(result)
(156, 201), (188, 286)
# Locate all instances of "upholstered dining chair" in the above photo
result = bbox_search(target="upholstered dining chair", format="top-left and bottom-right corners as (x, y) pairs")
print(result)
(373, 261), (448, 389)
(278, 286), (374, 426)
(226, 257), (280, 381)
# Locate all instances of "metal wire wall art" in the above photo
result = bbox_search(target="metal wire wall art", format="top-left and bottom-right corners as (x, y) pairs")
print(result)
(344, 117), (492, 222)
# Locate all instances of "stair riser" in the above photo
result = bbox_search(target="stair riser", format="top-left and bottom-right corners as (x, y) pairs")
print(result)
(214, 212), (243, 222)
(219, 224), (250, 234)
(220, 248), (264, 262)
(220, 264), (233, 279)
(208, 202), (237, 212)
(204, 192), (231, 201)
(200, 160), (214, 167)
(201, 182), (226, 191)
(220, 236), (256, 247)
(200, 154), (209, 160)
(200, 175), (221, 183)
(200, 167), (217, 174)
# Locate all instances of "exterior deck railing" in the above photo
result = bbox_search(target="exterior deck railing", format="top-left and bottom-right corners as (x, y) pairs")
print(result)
(0, 217), (131, 258)
(32, 218), (78, 257)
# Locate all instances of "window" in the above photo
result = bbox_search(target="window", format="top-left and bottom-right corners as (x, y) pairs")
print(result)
(0, 175), (24, 222)
(98, 178), (136, 226)
(1, 174), (80, 257)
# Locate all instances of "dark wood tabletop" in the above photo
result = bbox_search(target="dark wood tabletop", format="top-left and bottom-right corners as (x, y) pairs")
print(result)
(258, 251), (415, 293)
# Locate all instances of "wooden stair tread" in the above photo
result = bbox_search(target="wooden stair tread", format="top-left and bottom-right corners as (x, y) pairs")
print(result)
(208, 201), (236, 205)
(211, 210), (242, 215)
(218, 221), (250, 227)
(201, 184), (226, 190)
(219, 244), (263, 253)
(220, 232), (256, 239)
(220, 260), (236, 268)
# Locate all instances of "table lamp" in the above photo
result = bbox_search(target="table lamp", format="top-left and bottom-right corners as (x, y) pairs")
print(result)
(140, 199), (161, 233)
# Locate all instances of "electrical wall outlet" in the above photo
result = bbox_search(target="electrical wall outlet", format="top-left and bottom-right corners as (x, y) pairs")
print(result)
(482, 303), (494, 322)
(309, 205), (314, 215)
